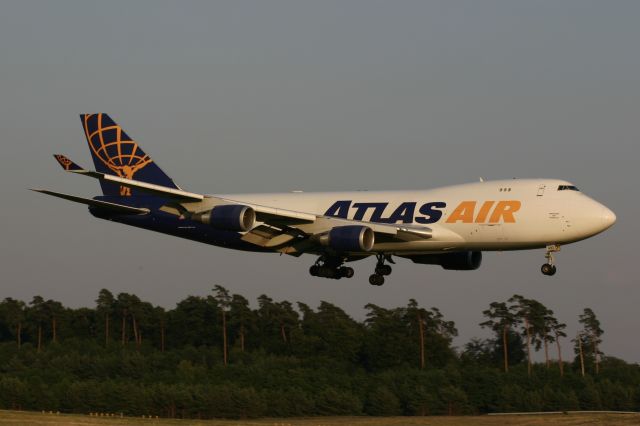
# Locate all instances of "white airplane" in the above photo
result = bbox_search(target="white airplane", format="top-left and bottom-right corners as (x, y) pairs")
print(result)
(35, 114), (616, 285)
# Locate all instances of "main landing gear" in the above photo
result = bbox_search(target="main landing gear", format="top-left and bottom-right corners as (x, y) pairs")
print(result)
(309, 256), (354, 280)
(369, 254), (394, 286)
(541, 244), (560, 276)
(309, 254), (395, 284)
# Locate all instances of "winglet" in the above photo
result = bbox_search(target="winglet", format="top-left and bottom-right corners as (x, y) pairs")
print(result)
(53, 154), (84, 172)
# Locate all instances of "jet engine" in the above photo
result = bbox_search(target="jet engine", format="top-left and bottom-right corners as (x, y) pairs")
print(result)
(407, 251), (482, 270)
(194, 204), (256, 232)
(318, 225), (375, 252)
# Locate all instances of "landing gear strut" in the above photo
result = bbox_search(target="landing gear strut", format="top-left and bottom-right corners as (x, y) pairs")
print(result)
(369, 254), (394, 286)
(541, 245), (560, 276)
(309, 256), (354, 280)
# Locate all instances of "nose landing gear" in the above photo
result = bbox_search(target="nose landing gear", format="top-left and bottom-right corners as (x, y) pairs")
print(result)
(541, 245), (560, 276)
(369, 254), (394, 286)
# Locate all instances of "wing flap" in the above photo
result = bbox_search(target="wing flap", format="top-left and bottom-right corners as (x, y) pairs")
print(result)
(293, 216), (432, 239)
(240, 224), (297, 248)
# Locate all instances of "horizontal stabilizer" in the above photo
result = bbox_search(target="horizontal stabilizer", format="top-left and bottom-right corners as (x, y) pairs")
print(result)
(52, 158), (203, 201)
(31, 189), (150, 215)
(68, 170), (204, 201)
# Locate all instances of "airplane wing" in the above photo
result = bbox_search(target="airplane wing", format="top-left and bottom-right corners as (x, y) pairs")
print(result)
(51, 155), (437, 253)
(31, 189), (150, 215)
(222, 198), (434, 254)
(243, 201), (432, 238)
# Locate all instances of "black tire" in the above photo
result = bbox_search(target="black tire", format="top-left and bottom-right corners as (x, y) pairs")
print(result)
(343, 267), (355, 279)
(379, 265), (392, 276)
(338, 267), (352, 278)
(321, 266), (336, 279)
(369, 274), (384, 286)
(309, 265), (319, 276)
(541, 263), (556, 276)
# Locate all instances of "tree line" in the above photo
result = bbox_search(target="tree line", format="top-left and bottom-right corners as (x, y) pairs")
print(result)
(0, 289), (637, 418)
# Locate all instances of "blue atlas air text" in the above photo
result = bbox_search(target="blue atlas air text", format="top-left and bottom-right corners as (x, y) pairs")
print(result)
(324, 200), (521, 224)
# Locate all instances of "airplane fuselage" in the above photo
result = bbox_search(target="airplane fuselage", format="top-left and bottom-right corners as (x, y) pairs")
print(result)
(40, 114), (617, 283)
(206, 178), (615, 255)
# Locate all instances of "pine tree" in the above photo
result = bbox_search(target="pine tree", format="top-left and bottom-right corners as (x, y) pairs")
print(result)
(213, 285), (231, 366)
(480, 301), (520, 372)
(44, 299), (64, 344)
(229, 294), (253, 353)
(548, 316), (567, 376)
(508, 295), (537, 376)
(0, 298), (25, 348)
(577, 308), (604, 374)
(406, 299), (429, 369)
(96, 289), (115, 347)
(29, 296), (47, 352)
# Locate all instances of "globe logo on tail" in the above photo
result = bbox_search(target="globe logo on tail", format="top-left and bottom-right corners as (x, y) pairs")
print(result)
(82, 113), (153, 196)
(54, 154), (74, 171)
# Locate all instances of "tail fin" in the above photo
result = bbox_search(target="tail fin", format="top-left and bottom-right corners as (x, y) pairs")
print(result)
(80, 113), (179, 196)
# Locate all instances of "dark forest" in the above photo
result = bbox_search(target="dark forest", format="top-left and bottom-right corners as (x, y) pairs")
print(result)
(0, 289), (637, 419)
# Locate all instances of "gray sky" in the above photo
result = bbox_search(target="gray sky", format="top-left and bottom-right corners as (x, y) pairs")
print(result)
(1, 1), (638, 361)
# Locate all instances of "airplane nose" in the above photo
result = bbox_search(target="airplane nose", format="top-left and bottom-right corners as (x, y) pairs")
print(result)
(601, 206), (616, 229)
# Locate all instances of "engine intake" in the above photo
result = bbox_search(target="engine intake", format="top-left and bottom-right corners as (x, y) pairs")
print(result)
(319, 225), (375, 252)
(195, 204), (256, 232)
(407, 251), (482, 270)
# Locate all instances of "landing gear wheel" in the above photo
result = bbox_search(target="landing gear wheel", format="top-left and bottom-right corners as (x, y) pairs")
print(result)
(376, 265), (392, 276)
(309, 256), (354, 280)
(372, 254), (393, 283)
(318, 266), (338, 279)
(541, 263), (557, 276)
(541, 245), (560, 276)
(340, 266), (355, 279)
(369, 274), (385, 286)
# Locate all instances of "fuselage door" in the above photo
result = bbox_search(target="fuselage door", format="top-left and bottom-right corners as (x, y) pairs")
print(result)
(537, 184), (546, 197)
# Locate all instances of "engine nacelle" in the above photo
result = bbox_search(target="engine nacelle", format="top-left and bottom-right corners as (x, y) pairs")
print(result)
(195, 204), (256, 232)
(319, 225), (375, 252)
(408, 251), (482, 271)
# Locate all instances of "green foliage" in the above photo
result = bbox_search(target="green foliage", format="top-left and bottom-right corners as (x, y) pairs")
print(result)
(365, 386), (402, 416)
(314, 387), (363, 415)
(0, 291), (636, 419)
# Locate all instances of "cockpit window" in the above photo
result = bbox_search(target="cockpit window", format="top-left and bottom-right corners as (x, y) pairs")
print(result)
(558, 185), (579, 191)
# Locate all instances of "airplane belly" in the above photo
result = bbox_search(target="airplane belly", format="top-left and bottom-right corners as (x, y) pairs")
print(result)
(92, 209), (271, 253)
(372, 240), (458, 252)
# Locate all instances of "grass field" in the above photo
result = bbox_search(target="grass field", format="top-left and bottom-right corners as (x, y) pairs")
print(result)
(1, 411), (639, 426)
